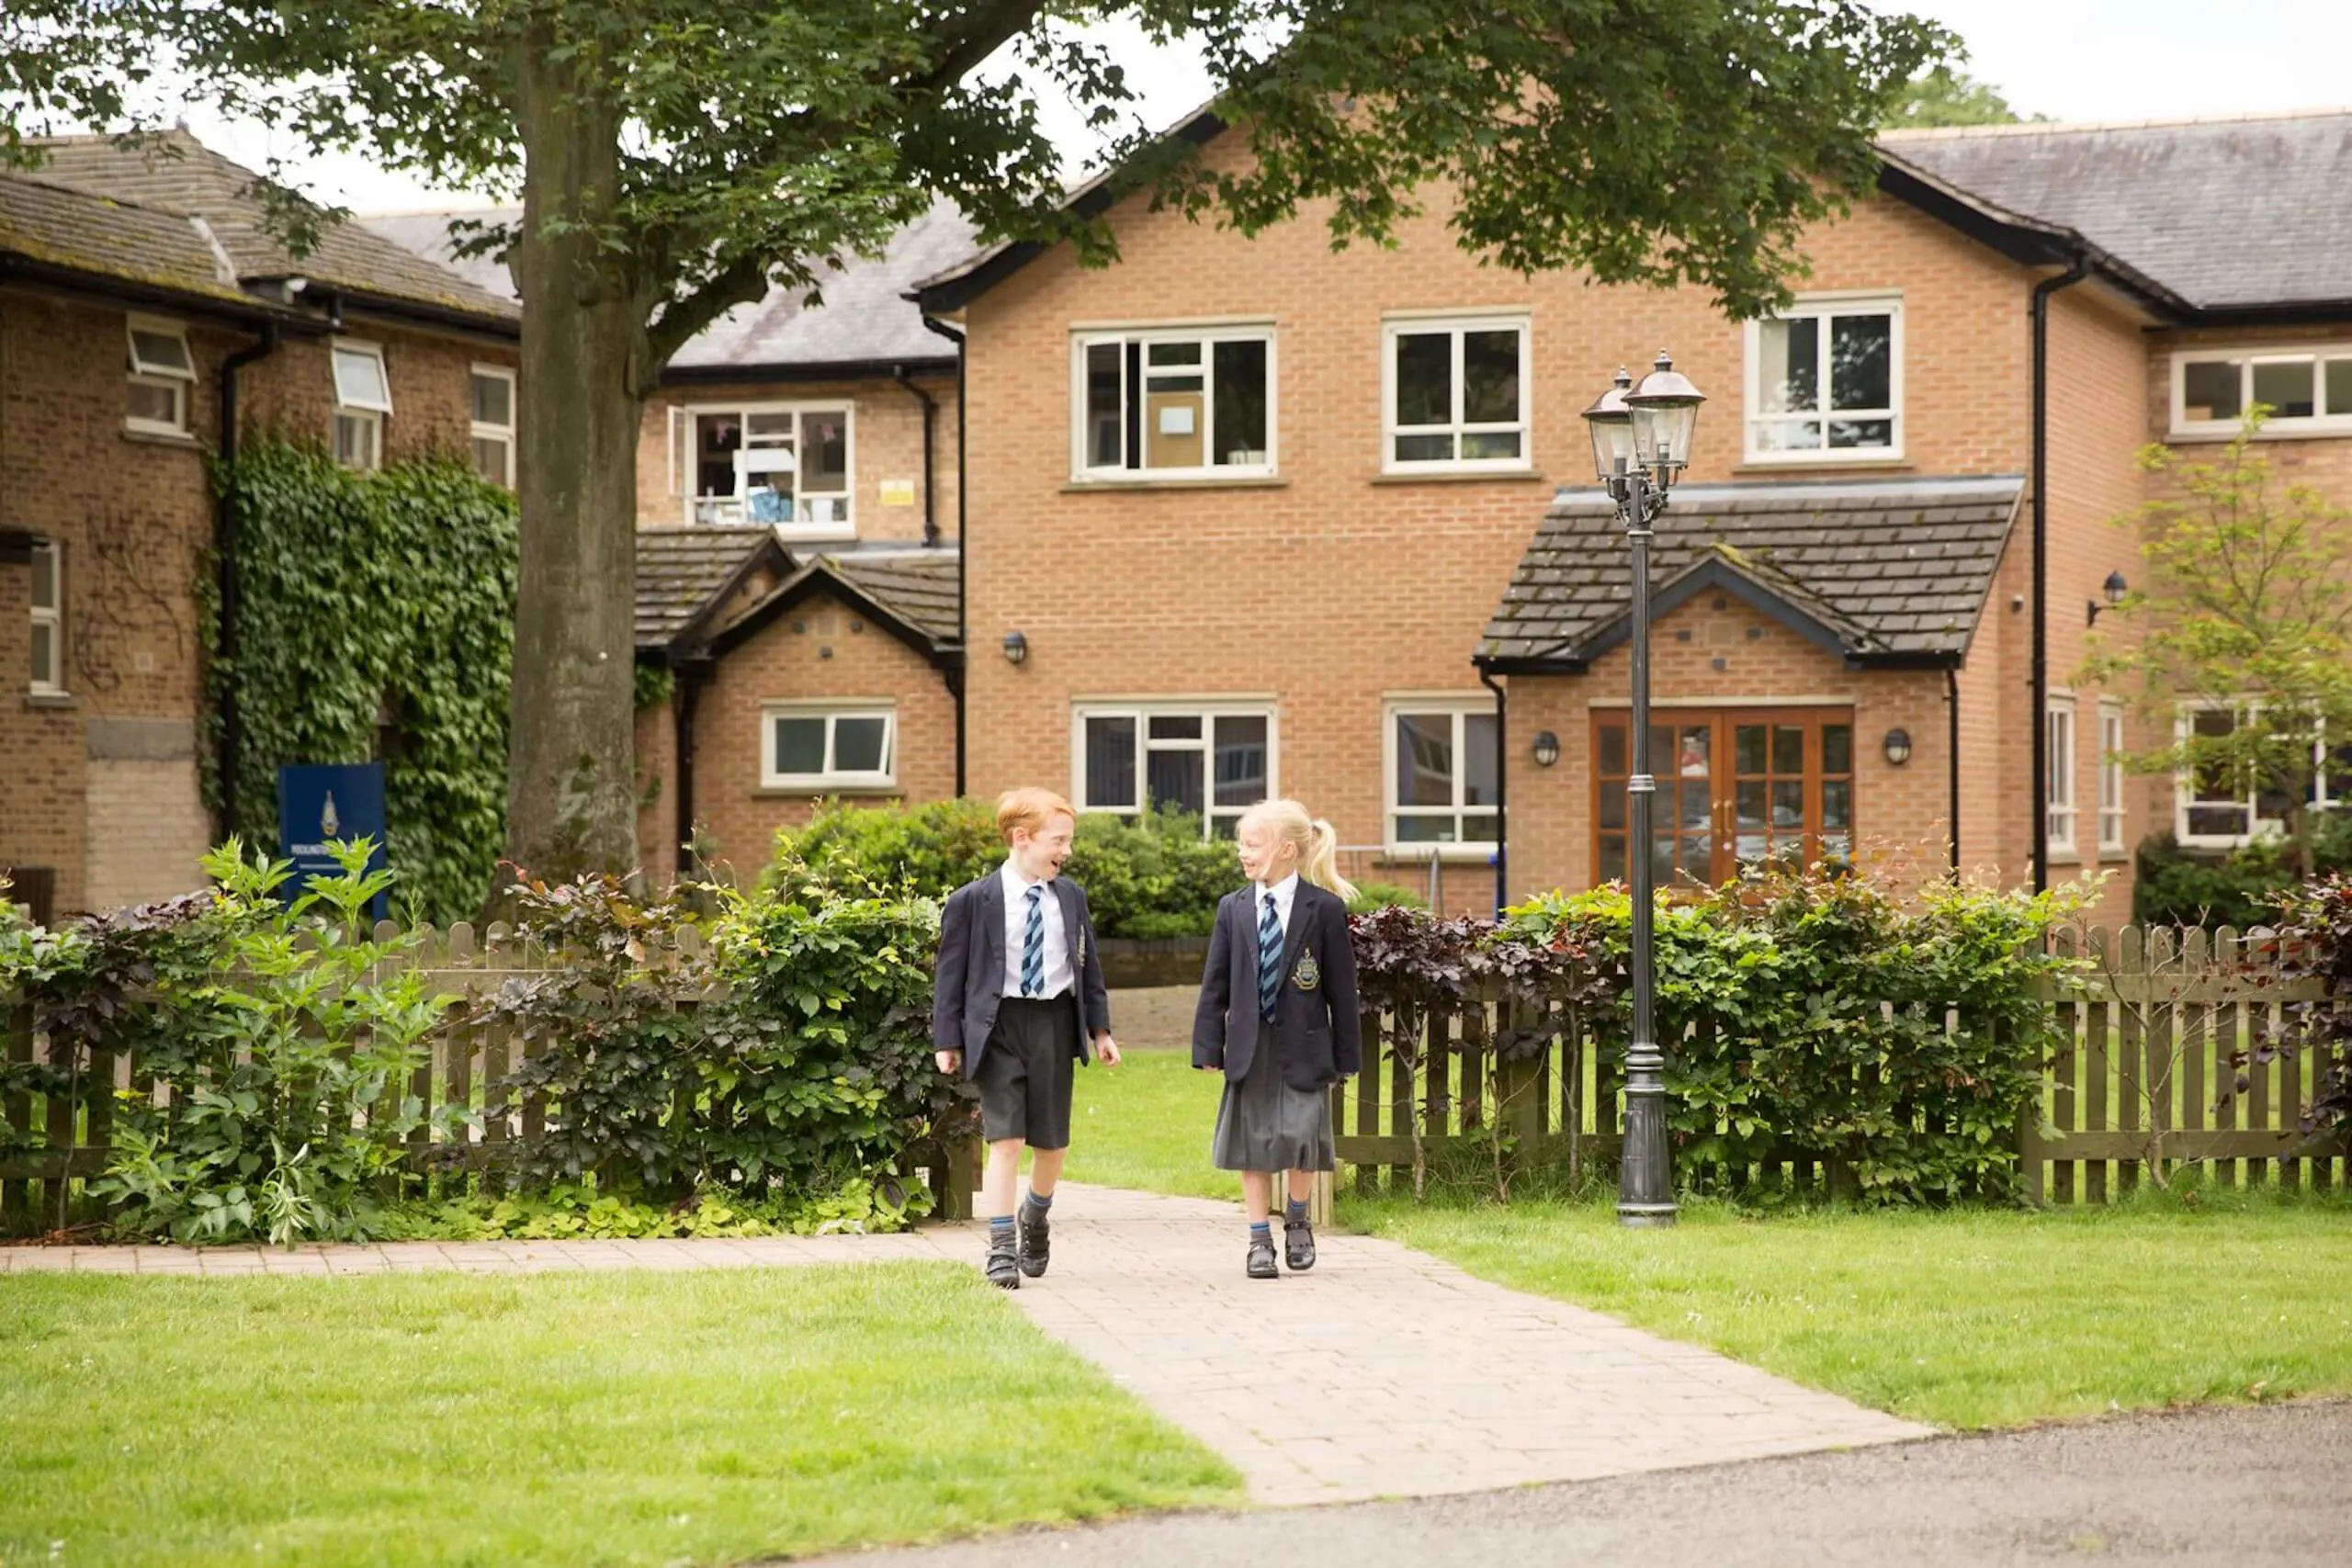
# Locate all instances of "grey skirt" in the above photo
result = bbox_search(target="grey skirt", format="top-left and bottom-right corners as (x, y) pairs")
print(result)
(1210, 1028), (1337, 1173)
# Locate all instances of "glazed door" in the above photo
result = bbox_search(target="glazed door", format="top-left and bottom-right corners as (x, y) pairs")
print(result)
(1592, 709), (1856, 888)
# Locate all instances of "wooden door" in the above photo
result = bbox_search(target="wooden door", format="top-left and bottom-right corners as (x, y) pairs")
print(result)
(1592, 708), (1856, 888)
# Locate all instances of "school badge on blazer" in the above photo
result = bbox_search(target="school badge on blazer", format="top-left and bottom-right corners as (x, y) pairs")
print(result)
(1292, 951), (1320, 991)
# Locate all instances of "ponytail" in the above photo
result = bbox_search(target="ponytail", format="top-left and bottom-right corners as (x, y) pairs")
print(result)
(1303, 818), (1357, 903)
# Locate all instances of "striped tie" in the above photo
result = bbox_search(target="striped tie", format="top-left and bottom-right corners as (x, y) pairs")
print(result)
(1258, 891), (1281, 1022)
(1022, 886), (1045, 998)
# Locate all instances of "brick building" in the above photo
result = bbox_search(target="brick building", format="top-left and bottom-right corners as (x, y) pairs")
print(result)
(914, 107), (2352, 920)
(1, 132), (518, 922)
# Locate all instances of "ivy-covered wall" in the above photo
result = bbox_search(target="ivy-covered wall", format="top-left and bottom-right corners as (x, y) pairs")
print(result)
(205, 441), (517, 922)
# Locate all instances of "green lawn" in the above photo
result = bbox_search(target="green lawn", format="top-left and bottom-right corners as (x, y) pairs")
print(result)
(1351, 1186), (2352, 1430)
(1056, 1044), (1235, 1201)
(0, 1263), (1238, 1567)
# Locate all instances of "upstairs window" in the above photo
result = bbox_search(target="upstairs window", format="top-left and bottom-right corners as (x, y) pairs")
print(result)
(1383, 315), (1529, 472)
(2172, 347), (2352, 436)
(1074, 327), (1273, 479)
(125, 316), (195, 435)
(469, 366), (515, 488)
(2174, 703), (2352, 846)
(28, 540), (63, 695)
(1746, 295), (1902, 461)
(671, 404), (851, 534)
(331, 339), (390, 472)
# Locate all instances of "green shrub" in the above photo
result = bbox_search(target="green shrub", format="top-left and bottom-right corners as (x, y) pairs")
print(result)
(2133, 819), (2352, 930)
(1347, 881), (1427, 914)
(775, 797), (1241, 938)
(1492, 868), (2080, 1204)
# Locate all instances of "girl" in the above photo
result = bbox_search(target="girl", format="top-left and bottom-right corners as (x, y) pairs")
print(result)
(1192, 799), (1363, 1279)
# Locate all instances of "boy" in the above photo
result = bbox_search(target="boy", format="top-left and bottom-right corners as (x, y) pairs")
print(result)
(933, 787), (1121, 1288)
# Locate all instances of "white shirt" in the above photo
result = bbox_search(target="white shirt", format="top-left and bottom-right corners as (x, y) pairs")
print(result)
(1000, 859), (1075, 998)
(1254, 873), (1299, 944)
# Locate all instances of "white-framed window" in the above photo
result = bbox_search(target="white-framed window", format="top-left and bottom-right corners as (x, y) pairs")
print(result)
(1385, 699), (1500, 852)
(331, 338), (390, 472)
(1073, 702), (1274, 839)
(469, 365), (515, 488)
(2173, 702), (2352, 846)
(2098, 701), (2128, 853)
(2171, 346), (2352, 436)
(2047, 694), (2077, 855)
(1382, 313), (1530, 472)
(124, 315), (195, 435)
(1744, 292), (1903, 462)
(1072, 325), (1274, 479)
(668, 403), (852, 534)
(761, 704), (895, 789)
(28, 540), (63, 695)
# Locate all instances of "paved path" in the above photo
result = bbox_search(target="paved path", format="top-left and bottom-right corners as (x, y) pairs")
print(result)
(3, 1182), (1927, 1506)
(798, 1399), (2352, 1568)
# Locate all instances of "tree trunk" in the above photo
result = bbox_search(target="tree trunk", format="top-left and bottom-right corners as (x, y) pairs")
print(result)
(503, 43), (643, 889)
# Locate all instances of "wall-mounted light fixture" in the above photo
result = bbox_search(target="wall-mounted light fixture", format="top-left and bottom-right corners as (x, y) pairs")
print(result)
(1001, 631), (1028, 666)
(1883, 728), (1913, 767)
(1532, 729), (1561, 768)
(2086, 570), (2129, 626)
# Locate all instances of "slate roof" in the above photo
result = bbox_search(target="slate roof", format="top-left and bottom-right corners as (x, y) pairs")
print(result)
(636, 525), (780, 650)
(1883, 110), (2352, 313)
(1478, 475), (2024, 670)
(0, 170), (257, 307)
(359, 206), (520, 304)
(27, 132), (516, 325)
(817, 549), (959, 645)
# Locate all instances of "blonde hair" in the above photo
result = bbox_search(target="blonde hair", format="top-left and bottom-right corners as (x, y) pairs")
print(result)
(996, 786), (1076, 843)
(1238, 798), (1357, 903)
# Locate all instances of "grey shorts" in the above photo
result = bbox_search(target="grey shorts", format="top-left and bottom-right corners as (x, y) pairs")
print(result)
(975, 997), (1079, 1149)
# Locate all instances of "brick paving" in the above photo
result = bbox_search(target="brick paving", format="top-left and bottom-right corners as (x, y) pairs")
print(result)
(2, 1179), (1929, 1506)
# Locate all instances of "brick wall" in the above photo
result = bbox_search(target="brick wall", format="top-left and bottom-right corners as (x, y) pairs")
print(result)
(0, 287), (515, 919)
(955, 140), (2045, 912)
(636, 374), (959, 540)
(654, 587), (957, 883)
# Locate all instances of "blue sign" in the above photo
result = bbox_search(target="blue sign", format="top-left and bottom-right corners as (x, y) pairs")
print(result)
(277, 762), (390, 921)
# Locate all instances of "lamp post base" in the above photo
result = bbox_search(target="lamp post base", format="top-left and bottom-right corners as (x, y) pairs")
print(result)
(1614, 1202), (1679, 1228)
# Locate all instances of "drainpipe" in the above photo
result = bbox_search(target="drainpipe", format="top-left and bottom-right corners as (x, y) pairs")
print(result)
(893, 364), (941, 547)
(1479, 668), (1508, 919)
(215, 321), (284, 837)
(671, 652), (707, 878)
(922, 316), (967, 795)
(1946, 666), (1962, 877)
(2030, 253), (2089, 894)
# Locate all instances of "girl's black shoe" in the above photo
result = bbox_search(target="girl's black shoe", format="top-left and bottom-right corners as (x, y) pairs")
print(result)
(1246, 1235), (1279, 1279)
(1017, 1199), (1051, 1278)
(985, 1230), (1021, 1290)
(1283, 1217), (1316, 1271)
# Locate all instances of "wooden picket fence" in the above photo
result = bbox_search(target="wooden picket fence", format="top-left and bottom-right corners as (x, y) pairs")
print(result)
(1327, 924), (2346, 1200)
(0, 921), (981, 1230)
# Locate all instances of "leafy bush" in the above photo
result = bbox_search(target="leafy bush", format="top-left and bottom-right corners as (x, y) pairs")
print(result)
(2234, 875), (2352, 1153)
(1493, 868), (2080, 1203)
(2133, 818), (2352, 930)
(775, 797), (1240, 938)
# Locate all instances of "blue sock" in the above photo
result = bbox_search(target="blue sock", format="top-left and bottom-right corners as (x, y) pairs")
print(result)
(1286, 1196), (1309, 1223)
(1024, 1189), (1053, 1213)
(1249, 1220), (1272, 1240)
(989, 1215), (1014, 1236)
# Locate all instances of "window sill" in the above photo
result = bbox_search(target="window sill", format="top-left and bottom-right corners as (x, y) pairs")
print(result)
(2167, 424), (2352, 443)
(1733, 453), (1911, 473)
(1371, 468), (1548, 486)
(1379, 846), (1498, 865)
(25, 691), (78, 711)
(121, 425), (202, 450)
(1060, 475), (1287, 493)
(772, 525), (857, 545)
(753, 784), (902, 799)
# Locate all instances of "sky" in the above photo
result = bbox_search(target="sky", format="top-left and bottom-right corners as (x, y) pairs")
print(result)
(164, 0), (2352, 215)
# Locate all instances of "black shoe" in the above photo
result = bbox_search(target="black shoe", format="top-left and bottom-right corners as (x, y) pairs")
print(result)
(1017, 1200), (1051, 1279)
(1246, 1235), (1279, 1280)
(985, 1229), (1020, 1290)
(1283, 1216), (1316, 1272)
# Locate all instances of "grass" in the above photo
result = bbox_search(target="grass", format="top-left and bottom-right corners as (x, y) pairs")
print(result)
(1348, 1179), (2352, 1430)
(1054, 1044), (1236, 1201)
(0, 1262), (1239, 1567)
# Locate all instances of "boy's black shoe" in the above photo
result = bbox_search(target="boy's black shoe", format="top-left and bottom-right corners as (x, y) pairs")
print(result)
(1283, 1216), (1316, 1272)
(985, 1228), (1021, 1290)
(1245, 1235), (1279, 1280)
(1017, 1198), (1051, 1279)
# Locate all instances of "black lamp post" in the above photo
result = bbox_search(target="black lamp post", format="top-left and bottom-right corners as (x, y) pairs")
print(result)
(1581, 351), (1705, 1229)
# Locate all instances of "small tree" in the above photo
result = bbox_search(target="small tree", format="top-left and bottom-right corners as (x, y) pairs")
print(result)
(2086, 412), (2352, 885)
(1879, 62), (2041, 129)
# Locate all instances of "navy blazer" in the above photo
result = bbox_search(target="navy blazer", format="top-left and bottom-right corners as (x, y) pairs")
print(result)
(1193, 881), (1363, 1092)
(932, 871), (1112, 1077)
